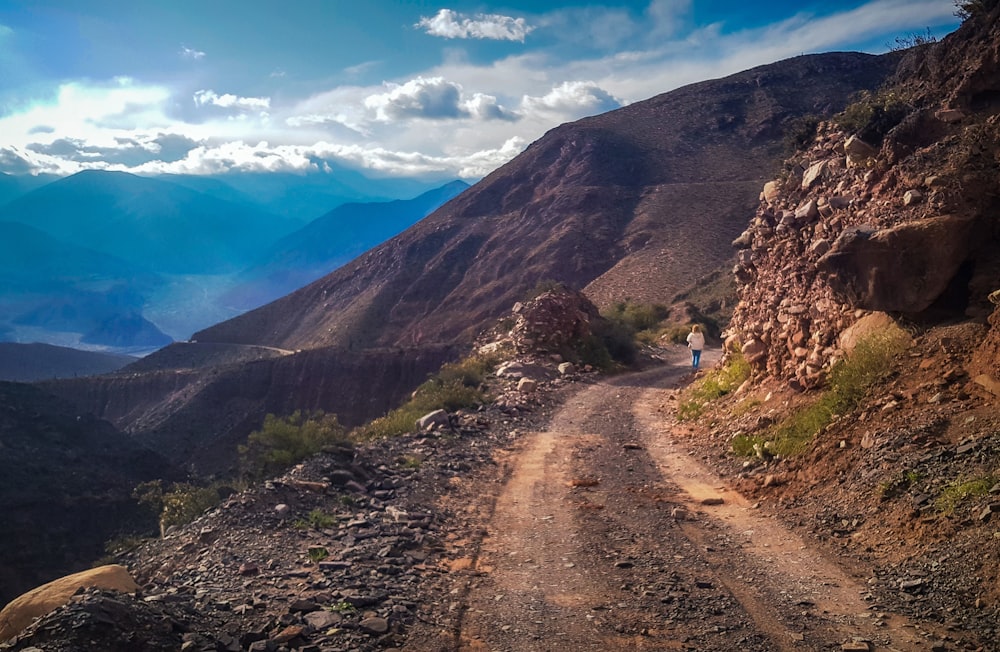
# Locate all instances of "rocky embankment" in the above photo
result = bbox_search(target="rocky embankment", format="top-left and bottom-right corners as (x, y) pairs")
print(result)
(728, 6), (1000, 390)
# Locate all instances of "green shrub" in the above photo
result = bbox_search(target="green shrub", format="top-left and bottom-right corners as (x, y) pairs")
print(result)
(355, 355), (491, 440)
(677, 353), (750, 420)
(295, 509), (336, 530)
(239, 411), (348, 480)
(834, 89), (911, 145)
(730, 433), (768, 457)
(758, 327), (909, 457)
(936, 475), (998, 512)
(784, 114), (820, 154)
(134, 480), (224, 534)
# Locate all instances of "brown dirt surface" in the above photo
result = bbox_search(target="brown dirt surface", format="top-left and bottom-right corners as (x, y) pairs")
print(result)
(404, 348), (968, 651)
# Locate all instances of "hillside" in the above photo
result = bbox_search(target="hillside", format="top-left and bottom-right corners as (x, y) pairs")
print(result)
(40, 51), (904, 475)
(0, 382), (174, 607)
(0, 343), (135, 381)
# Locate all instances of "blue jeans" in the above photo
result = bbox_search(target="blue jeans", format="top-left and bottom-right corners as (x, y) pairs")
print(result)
(691, 349), (701, 369)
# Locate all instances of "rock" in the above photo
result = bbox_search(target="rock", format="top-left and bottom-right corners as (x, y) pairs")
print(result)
(271, 625), (306, 644)
(0, 565), (139, 641)
(741, 339), (767, 367)
(701, 497), (725, 506)
(809, 238), (831, 257)
(417, 409), (450, 430)
(794, 199), (819, 221)
(841, 642), (872, 652)
(517, 377), (538, 394)
(274, 503), (291, 517)
(732, 229), (753, 249)
(817, 216), (976, 313)
(304, 609), (343, 630)
(557, 362), (576, 375)
(935, 108), (965, 123)
(844, 135), (876, 167)
(762, 180), (781, 204)
(802, 160), (829, 189)
(238, 562), (259, 576)
(900, 578), (926, 591)
(903, 189), (923, 205)
(359, 616), (390, 635)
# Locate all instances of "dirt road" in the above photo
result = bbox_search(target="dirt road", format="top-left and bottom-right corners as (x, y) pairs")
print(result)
(417, 351), (938, 651)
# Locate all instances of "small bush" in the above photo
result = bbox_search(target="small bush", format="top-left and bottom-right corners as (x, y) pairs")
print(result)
(239, 411), (348, 480)
(759, 327), (909, 457)
(295, 509), (336, 530)
(355, 355), (492, 440)
(677, 353), (750, 420)
(730, 433), (768, 457)
(784, 114), (820, 154)
(308, 546), (329, 562)
(134, 480), (223, 534)
(936, 475), (998, 512)
(834, 89), (911, 145)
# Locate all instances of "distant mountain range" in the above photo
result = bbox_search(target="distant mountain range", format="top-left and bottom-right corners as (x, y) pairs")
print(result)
(0, 170), (467, 351)
(224, 180), (470, 309)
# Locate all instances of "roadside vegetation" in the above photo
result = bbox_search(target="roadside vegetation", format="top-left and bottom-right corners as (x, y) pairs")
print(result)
(133, 480), (232, 535)
(354, 354), (497, 440)
(240, 410), (348, 480)
(732, 326), (910, 457)
(677, 352), (751, 421)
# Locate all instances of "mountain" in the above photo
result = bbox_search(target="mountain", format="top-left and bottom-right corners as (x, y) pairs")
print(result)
(156, 169), (448, 222)
(41, 51), (904, 475)
(224, 180), (470, 309)
(0, 381), (175, 606)
(0, 221), (169, 348)
(0, 343), (136, 381)
(0, 220), (157, 293)
(0, 172), (58, 206)
(195, 51), (901, 352)
(0, 170), (296, 274)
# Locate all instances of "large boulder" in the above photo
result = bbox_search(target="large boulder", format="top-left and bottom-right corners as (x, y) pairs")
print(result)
(0, 565), (138, 641)
(817, 215), (976, 313)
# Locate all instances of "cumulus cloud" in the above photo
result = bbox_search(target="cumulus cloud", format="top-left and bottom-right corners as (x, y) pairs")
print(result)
(521, 81), (622, 119)
(417, 9), (534, 42)
(179, 45), (206, 60)
(364, 77), (516, 122)
(193, 90), (270, 111)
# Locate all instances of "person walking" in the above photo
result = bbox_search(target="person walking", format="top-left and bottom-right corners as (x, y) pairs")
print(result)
(686, 324), (705, 370)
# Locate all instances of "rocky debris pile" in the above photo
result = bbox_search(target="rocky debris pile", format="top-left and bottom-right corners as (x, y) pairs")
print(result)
(499, 287), (604, 357)
(729, 112), (1000, 388)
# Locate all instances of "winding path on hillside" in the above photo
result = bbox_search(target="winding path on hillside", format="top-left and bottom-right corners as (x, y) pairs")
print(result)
(414, 352), (933, 652)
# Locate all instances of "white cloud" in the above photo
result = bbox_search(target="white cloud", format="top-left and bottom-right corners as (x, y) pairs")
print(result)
(521, 81), (622, 119)
(417, 9), (534, 42)
(364, 76), (516, 122)
(193, 90), (271, 111)
(179, 45), (206, 60)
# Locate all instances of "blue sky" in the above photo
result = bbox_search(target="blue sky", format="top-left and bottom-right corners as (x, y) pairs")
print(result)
(0, 1), (961, 181)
